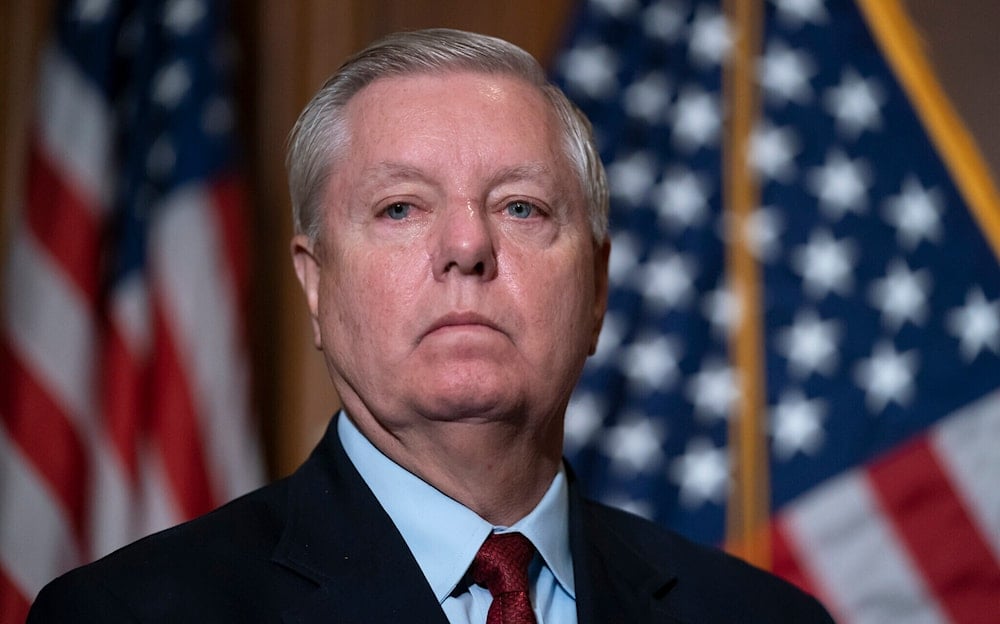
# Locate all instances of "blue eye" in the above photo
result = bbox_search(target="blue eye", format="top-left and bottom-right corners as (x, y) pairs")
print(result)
(385, 202), (412, 220)
(506, 201), (535, 219)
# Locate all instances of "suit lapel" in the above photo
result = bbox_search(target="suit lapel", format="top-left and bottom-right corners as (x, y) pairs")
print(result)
(272, 424), (450, 624)
(568, 476), (686, 624)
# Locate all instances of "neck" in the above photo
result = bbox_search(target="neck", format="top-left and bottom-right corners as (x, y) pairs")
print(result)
(346, 408), (563, 526)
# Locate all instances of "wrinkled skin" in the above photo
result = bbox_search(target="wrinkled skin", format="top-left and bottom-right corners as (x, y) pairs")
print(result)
(292, 71), (609, 522)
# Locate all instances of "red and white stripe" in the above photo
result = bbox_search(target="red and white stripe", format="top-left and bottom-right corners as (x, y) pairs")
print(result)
(0, 42), (262, 623)
(774, 389), (1000, 624)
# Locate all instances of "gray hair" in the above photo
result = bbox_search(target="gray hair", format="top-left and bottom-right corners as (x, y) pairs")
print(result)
(286, 28), (609, 243)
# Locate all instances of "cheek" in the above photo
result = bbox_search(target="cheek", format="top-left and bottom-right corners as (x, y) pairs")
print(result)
(327, 250), (425, 342)
(517, 254), (596, 345)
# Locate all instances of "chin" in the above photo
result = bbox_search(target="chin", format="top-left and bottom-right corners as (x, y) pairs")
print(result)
(414, 378), (521, 422)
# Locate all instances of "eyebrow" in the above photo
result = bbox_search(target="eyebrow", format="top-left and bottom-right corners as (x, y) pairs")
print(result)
(361, 162), (434, 184)
(487, 163), (557, 188)
(359, 161), (559, 192)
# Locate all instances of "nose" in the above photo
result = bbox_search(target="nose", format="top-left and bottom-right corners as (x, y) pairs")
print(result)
(431, 203), (498, 281)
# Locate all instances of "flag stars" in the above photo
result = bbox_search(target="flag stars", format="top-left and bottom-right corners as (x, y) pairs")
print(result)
(74, 0), (112, 23)
(882, 176), (944, 249)
(164, 0), (206, 35)
(775, 309), (843, 378)
(153, 60), (192, 108)
(670, 86), (722, 152)
(946, 287), (1000, 362)
(559, 43), (619, 99)
(791, 229), (859, 299)
(621, 335), (683, 392)
(743, 206), (784, 262)
(608, 232), (640, 283)
(758, 40), (816, 105)
(608, 152), (658, 205)
(591, 0), (639, 19)
(639, 251), (698, 310)
(623, 72), (672, 124)
(807, 150), (872, 220)
(771, 0), (829, 27)
(854, 341), (919, 414)
(770, 390), (827, 460)
(823, 69), (885, 139)
(202, 96), (234, 136)
(147, 136), (176, 180)
(644, 0), (688, 42)
(670, 438), (729, 509)
(685, 358), (739, 422)
(564, 392), (605, 452)
(750, 122), (800, 183)
(600, 414), (668, 475)
(653, 167), (711, 232)
(702, 282), (739, 339)
(868, 259), (932, 331)
(604, 494), (655, 520)
(688, 7), (732, 66)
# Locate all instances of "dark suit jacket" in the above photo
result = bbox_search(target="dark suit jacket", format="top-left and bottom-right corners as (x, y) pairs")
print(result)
(28, 421), (834, 623)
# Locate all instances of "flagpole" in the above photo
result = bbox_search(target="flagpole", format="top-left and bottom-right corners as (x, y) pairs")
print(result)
(723, 0), (771, 570)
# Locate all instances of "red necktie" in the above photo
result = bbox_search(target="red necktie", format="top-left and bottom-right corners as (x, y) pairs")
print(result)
(470, 532), (538, 624)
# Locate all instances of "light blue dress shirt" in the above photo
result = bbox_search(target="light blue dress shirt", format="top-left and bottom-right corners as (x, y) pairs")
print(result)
(337, 412), (578, 624)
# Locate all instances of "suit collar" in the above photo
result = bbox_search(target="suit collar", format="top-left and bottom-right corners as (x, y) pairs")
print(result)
(268, 420), (684, 623)
(272, 422), (450, 624)
(566, 468), (683, 624)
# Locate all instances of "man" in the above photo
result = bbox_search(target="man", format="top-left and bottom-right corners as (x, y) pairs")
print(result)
(29, 29), (834, 622)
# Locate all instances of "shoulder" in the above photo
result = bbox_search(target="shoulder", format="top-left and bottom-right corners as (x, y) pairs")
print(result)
(28, 477), (306, 623)
(579, 500), (835, 623)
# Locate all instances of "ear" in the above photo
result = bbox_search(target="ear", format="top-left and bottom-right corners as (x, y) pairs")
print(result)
(291, 234), (323, 350)
(589, 237), (611, 356)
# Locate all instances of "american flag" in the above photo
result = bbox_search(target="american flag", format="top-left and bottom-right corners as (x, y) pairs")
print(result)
(555, 0), (1000, 622)
(0, 0), (263, 620)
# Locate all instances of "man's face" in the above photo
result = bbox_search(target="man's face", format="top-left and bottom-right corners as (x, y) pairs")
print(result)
(293, 71), (609, 438)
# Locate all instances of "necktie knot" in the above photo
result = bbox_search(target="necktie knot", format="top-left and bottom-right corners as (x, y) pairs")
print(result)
(471, 532), (537, 624)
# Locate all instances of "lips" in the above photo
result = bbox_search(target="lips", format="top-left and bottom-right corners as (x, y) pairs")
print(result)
(422, 311), (504, 339)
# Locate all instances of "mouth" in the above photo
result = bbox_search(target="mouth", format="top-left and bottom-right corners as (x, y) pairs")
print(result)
(422, 312), (504, 339)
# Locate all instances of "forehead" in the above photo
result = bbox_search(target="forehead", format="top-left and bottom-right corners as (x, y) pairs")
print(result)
(340, 70), (566, 167)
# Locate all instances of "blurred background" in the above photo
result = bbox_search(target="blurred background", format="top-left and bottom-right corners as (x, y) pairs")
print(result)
(0, 0), (1000, 624)
(3, 0), (999, 478)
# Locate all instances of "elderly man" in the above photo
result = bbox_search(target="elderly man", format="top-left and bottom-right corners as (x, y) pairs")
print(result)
(29, 29), (833, 623)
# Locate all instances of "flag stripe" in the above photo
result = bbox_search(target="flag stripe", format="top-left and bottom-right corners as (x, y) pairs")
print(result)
(153, 187), (261, 500)
(770, 522), (827, 605)
(85, 438), (135, 561)
(0, 342), (89, 543)
(101, 324), (144, 480)
(34, 47), (113, 210)
(868, 435), (1000, 623)
(931, 390), (1000, 560)
(136, 442), (184, 538)
(0, 424), (81, 598)
(4, 230), (96, 424)
(25, 144), (103, 300)
(782, 469), (948, 624)
(209, 178), (250, 321)
(149, 301), (215, 519)
(0, 3), (262, 616)
(0, 569), (30, 624)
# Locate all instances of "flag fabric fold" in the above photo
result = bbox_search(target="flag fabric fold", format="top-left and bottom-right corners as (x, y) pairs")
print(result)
(554, 1), (1000, 622)
(0, 1), (263, 620)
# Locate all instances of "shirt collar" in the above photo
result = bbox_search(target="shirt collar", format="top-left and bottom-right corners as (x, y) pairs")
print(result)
(337, 411), (575, 603)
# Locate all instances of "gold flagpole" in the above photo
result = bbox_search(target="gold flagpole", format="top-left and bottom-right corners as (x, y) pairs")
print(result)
(723, 0), (771, 569)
